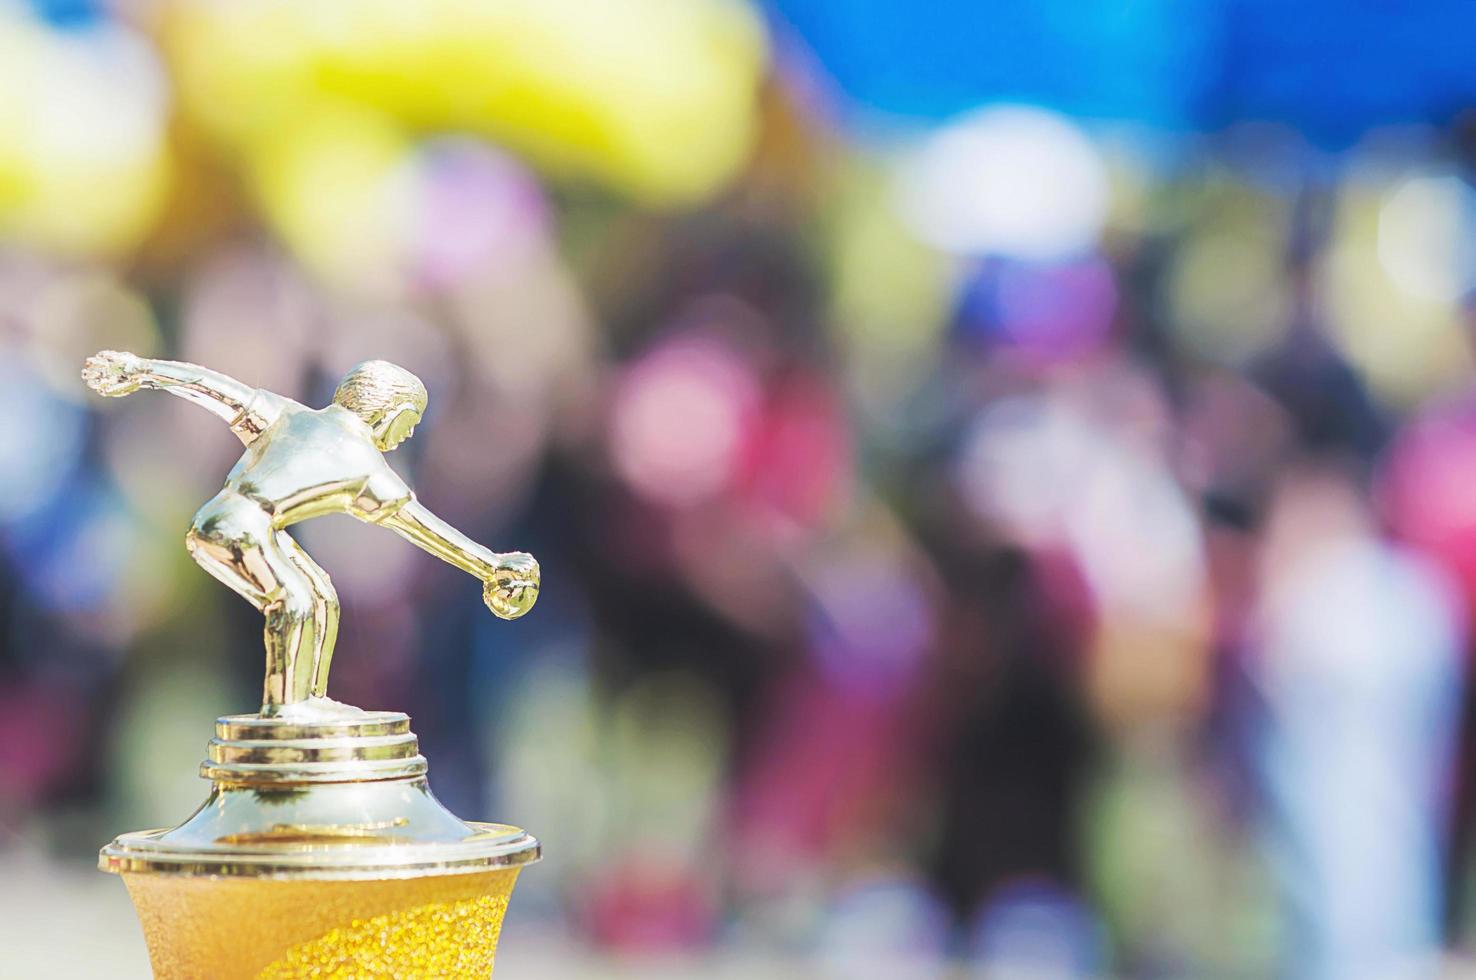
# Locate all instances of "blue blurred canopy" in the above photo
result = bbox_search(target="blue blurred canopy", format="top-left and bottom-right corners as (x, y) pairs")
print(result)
(767, 0), (1476, 144)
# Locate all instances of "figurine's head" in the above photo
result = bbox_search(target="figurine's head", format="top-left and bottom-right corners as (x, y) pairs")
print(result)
(333, 361), (428, 451)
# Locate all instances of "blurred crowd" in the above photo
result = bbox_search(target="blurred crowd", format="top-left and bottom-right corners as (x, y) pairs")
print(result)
(7, 1), (1476, 977)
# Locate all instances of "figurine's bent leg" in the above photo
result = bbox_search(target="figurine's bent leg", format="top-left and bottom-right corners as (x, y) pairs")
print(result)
(186, 493), (320, 711)
(276, 531), (339, 700)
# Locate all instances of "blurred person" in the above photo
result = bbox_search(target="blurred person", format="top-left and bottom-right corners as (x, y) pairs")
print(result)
(1382, 291), (1476, 945)
(81, 350), (539, 713)
(1252, 467), (1464, 979)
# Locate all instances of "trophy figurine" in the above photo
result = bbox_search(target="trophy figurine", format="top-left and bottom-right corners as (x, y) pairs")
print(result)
(86, 351), (543, 978)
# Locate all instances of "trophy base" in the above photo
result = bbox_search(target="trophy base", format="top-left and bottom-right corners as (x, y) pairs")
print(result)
(124, 867), (521, 979)
(101, 708), (540, 978)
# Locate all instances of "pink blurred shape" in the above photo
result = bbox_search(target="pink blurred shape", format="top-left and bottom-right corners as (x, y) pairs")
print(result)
(611, 336), (761, 508)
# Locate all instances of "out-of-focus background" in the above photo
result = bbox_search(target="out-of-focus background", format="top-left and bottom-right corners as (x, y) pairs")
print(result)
(9, 1), (1476, 977)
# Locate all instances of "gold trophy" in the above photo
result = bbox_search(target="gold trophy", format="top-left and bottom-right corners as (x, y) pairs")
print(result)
(83, 351), (542, 978)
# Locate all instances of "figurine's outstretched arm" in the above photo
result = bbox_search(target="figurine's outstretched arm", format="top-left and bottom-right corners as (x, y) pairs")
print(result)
(83, 350), (277, 441)
(380, 499), (540, 620)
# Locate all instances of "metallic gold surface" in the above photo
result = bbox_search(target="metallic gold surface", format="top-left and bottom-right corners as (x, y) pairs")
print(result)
(101, 814), (540, 879)
(98, 706), (541, 879)
(123, 867), (520, 979)
(200, 710), (428, 783)
(82, 350), (539, 717)
(86, 350), (543, 972)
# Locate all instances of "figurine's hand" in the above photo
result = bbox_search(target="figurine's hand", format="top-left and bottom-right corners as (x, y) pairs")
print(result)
(483, 552), (540, 620)
(82, 350), (148, 398)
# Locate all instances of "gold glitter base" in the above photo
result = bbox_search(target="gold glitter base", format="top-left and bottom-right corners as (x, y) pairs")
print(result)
(123, 869), (520, 979)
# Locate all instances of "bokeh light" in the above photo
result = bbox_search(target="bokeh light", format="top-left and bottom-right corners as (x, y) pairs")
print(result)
(895, 106), (1109, 261)
(611, 335), (761, 508)
(0, 7), (171, 255)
